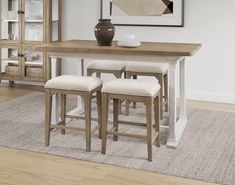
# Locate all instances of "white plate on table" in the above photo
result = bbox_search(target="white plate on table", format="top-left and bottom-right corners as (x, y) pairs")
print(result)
(117, 40), (141, 48)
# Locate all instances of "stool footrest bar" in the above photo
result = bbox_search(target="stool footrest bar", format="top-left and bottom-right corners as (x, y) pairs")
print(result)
(107, 131), (147, 139)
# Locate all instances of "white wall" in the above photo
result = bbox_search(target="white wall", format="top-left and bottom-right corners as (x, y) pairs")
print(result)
(61, 0), (235, 104)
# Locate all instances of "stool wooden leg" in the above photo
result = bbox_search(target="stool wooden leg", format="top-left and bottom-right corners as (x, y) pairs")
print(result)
(113, 99), (119, 141)
(97, 91), (102, 139)
(84, 95), (92, 152)
(154, 96), (161, 147)
(146, 99), (153, 161)
(101, 93), (109, 154)
(133, 75), (137, 109)
(125, 101), (130, 116)
(114, 72), (123, 114)
(125, 72), (132, 115)
(87, 69), (93, 76)
(60, 94), (66, 135)
(124, 71), (127, 79)
(156, 74), (164, 120)
(45, 91), (52, 146)
(164, 73), (168, 112)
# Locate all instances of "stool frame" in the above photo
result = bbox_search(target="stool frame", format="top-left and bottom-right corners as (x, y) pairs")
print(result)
(87, 69), (125, 78)
(45, 86), (102, 152)
(101, 92), (160, 161)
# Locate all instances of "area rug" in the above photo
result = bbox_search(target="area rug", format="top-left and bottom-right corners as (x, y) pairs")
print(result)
(0, 92), (234, 185)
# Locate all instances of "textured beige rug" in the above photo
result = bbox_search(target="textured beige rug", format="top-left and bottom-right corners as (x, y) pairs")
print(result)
(0, 92), (234, 185)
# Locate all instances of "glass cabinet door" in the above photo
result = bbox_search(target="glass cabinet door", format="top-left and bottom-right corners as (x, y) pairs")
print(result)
(0, 0), (20, 42)
(51, 0), (60, 42)
(22, 48), (44, 81)
(22, 0), (44, 42)
(0, 47), (21, 79)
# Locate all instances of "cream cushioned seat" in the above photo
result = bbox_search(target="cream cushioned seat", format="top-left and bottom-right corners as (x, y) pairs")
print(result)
(87, 60), (127, 71)
(125, 62), (168, 73)
(102, 79), (160, 97)
(45, 75), (102, 91)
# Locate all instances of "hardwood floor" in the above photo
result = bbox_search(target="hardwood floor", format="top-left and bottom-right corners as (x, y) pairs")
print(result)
(0, 83), (44, 103)
(0, 82), (232, 185)
(0, 147), (218, 185)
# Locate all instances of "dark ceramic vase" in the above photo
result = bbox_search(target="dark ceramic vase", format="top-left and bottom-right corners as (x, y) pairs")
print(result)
(94, 19), (115, 46)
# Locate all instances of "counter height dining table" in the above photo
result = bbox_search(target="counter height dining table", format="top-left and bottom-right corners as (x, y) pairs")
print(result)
(35, 40), (201, 148)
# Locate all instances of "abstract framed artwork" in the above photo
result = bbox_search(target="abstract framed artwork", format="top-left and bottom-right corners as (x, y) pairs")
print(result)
(101, 0), (184, 27)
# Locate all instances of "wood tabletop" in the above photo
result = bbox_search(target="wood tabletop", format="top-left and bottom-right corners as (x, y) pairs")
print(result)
(34, 40), (201, 57)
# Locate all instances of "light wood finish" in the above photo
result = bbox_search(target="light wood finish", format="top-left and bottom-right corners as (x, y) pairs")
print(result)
(60, 94), (66, 134)
(0, 147), (218, 185)
(87, 68), (125, 79)
(154, 95), (161, 147)
(35, 40), (201, 57)
(0, 83), (32, 103)
(101, 91), (160, 161)
(45, 90), (52, 146)
(146, 98), (153, 161)
(45, 86), (102, 152)
(0, 0), (62, 83)
(113, 98), (119, 141)
(97, 91), (102, 139)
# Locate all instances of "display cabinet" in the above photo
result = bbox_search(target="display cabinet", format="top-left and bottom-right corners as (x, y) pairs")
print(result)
(0, 0), (61, 83)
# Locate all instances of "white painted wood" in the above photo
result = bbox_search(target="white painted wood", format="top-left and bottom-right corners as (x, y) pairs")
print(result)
(180, 58), (187, 119)
(166, 118), (187, 148)
(51, 57), (60, 124)
(167, 63), (177, 145)
(49, 52), (180, 64)
(167, 57), (188, 148)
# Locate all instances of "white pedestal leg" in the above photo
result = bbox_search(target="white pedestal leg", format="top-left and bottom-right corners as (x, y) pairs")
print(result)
(67, 59), (85, 116)
(51, 57), (60, 124)
(167, 63), (177, 147)
(167, 58), (188, 148)
(180, 58), (187, 119)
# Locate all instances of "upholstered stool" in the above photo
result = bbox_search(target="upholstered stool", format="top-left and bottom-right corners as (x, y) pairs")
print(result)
(87, 60), (126, 78)
(125, 62), (169, 119)
(44, 75), (103, 152)
(87, 60), (127, 113)
(101, 79), (161, 161)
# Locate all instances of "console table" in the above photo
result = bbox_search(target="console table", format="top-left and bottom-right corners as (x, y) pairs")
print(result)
(35, 40), (201, 148)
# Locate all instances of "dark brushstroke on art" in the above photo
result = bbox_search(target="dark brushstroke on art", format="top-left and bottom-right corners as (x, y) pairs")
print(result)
(163, 0), (174, 14)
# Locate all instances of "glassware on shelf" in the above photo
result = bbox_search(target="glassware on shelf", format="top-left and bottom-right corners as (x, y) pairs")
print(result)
(24, 51), (40, 62)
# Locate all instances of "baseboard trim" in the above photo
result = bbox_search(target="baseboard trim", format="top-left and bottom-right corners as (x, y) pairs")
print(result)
(186, 90), (235, 104)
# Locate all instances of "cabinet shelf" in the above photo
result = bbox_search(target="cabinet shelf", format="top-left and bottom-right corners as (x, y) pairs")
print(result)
(2, 59), (19, 65)
(25, 61), (43, 66)
(2, 19), (19, 22)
